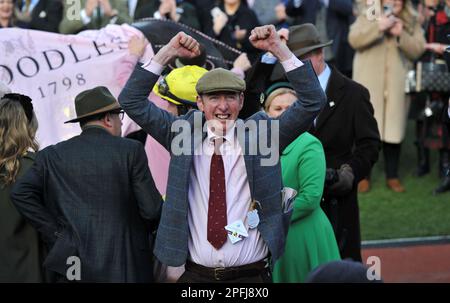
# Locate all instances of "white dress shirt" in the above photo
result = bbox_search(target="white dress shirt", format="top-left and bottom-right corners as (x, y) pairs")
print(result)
(187, 124), (268, 267)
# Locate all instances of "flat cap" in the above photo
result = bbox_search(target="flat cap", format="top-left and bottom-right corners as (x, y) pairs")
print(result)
(196, 68), (246, 95)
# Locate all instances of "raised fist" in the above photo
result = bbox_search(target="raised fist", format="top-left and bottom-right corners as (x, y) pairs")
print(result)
(249, 25), (281, 52)
(169, 32), (201, 58)
(154, 32), (201, 66)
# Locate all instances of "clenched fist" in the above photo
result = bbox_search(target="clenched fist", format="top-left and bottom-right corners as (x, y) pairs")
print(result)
(249, 25), (292, 61)
(153, 32), (201, 66)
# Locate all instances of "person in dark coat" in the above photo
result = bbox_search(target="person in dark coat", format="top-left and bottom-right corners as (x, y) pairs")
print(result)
(184, 0), (215, 33)
(0, 92), (44, 282)
(14, 0), (63, 32)
(209, 0), (260, 63)
(11, 87), (163, 282)
(133, 0), (201, 29)
(295, 24), (380, 262)
(285, 0), (355, 77)
(246, 24), (380, 262)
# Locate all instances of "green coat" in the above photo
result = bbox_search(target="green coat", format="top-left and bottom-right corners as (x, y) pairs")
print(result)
(272, 133), (341, 283)
(59, 0), (132, 34)
(0, 153), (43, 282)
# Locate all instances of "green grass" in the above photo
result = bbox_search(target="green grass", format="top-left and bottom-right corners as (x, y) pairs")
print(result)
(359, 121), (450, 241)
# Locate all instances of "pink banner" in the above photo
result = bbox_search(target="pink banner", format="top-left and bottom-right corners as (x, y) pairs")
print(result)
(0, 25), (170, 196)
(0, 24), (146, 147)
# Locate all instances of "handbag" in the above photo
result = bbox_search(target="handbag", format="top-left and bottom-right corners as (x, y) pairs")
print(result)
(406, 61), (450, 93)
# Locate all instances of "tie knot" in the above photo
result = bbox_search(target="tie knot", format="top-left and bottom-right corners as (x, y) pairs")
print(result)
(212, 137), (225, 154)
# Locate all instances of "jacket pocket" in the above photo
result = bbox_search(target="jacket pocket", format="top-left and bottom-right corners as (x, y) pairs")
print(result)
(43, 229), (79, 276)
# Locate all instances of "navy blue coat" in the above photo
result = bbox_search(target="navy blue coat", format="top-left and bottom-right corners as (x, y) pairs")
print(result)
(11, 127), (162, 282)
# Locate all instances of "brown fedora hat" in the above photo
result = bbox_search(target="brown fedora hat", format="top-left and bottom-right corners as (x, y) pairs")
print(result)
(287, 23), (333, 58)
(65, 86), (121, 123)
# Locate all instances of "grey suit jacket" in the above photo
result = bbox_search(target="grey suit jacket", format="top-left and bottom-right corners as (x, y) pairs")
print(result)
(118, 61), (326, 267)
(11, 127), (162, 282)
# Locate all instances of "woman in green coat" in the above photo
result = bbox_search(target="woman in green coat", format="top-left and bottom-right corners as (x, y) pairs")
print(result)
(0, 93), (43, 282)
(265, 83), (341, 282)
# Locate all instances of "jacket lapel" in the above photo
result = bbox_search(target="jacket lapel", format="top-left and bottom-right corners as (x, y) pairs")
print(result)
(237, 120), (255, 198)
(314, 67), (346, 132)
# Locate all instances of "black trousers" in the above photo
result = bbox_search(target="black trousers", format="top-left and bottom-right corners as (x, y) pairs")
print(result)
(383, 142), (402, 179)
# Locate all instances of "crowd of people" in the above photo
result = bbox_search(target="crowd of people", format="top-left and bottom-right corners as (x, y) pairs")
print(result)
(1, 0), (450, 283)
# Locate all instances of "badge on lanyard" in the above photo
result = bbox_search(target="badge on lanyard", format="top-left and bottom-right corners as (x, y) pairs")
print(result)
(225, 220), (248, 244)
(247, 199), (261, 229)
(247, 209), (260, 229)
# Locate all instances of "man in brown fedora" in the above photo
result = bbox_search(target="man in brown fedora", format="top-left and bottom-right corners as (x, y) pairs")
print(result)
(286, 23), (380, 262)
(11, 86), (163, 282)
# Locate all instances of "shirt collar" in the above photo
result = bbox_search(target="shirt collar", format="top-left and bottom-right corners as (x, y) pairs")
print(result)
(206, 121), (236, 146)
(317, 64), (331, 92)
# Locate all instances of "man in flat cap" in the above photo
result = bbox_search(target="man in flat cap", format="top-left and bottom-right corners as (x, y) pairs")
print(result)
(119, 25), (326, 282)
(11, 87), (163, 282)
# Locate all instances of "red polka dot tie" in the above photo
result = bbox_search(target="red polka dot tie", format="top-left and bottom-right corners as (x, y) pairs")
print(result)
(207, 138), (228, 250)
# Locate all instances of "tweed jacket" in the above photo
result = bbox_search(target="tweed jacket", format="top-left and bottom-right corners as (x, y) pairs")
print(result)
(118, 61), (326, 266)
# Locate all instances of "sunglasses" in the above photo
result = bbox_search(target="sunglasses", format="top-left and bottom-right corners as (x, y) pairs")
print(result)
(1, 93), (34, 123)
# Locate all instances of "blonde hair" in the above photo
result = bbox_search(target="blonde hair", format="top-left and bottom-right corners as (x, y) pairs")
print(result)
(264, 88), (296, 112)
(0, 98), (38, 186)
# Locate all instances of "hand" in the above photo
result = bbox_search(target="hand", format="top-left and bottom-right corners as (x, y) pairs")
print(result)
(424, 5), (436, 19)
(153, 32), (201, 66)
(233, 53), (252, 72)
(234, 26), (247, 41)
(249, 25), (292, 61)
(378, 14), (396, 32)
(213, 9), (228, 36)
(275, 3), (287, 21)
(389, 19), (403, 37)
(327, 164), (355, 196)
(128, 36), (148, 58)
(159, 0), (172, 16)
(277, 28), (289, 45)
(425, 43), (447, 55)
(85, 0), (98, 17)
(99, 0), (116, 17)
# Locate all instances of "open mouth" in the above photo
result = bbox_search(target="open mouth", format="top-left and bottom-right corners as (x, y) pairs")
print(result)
(215, 114), (231, 120)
